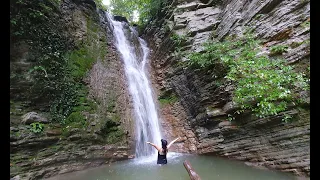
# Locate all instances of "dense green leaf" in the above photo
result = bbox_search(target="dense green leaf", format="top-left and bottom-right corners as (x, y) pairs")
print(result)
(186, 32), (309, 120)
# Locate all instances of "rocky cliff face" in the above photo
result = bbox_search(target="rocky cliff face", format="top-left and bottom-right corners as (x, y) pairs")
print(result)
(144, 0), (309, 177)
(10, 0), (135, 179)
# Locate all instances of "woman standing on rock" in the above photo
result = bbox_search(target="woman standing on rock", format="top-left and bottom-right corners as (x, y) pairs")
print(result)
(146, 137), (181, 165)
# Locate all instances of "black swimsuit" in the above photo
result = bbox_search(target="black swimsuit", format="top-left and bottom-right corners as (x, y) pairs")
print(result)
(157, 150), (167, 164)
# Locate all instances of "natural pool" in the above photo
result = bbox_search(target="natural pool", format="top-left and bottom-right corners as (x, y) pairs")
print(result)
(46, 153), (305, 180)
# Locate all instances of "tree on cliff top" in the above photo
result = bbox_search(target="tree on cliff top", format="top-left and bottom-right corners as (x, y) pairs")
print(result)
(108, 0), (168, 24)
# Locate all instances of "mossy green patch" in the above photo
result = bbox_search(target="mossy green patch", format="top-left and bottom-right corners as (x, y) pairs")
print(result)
(290, 40), (309, 48)
(65, 112), (86, 125)
(105, 127), (125, 144)
(158, 90), (178, 105)
(269, 45), (289, 56)
(300, 19), (310, 28)
(66, 47), (95, 80)
(11, 0), (108, 126)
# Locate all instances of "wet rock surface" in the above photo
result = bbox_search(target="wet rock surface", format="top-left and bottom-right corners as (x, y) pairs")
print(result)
(145, 0), (309, 177)
(10, 123), (131, 180)
(10, 0), (310, 179)
(21, 112), (49, 125)
(10, 0), (135, 179)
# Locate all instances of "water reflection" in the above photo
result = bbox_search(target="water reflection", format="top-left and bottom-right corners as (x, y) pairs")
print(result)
(46, 154), (304, 180)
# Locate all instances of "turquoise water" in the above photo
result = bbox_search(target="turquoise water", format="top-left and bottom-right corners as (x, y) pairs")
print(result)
(46, 153), (304, 180)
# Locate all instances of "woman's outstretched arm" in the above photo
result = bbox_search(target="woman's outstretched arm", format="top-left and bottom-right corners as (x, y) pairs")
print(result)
(146, 142), (162, 151)
(167, 137), (181, 149)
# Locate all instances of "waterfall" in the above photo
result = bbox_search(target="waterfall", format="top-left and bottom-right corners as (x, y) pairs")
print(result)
(105, 13), (162, 158)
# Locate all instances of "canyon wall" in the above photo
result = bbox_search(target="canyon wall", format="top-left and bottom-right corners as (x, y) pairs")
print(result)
(144, 0), (310, 177)
(10, 0), (135, 179)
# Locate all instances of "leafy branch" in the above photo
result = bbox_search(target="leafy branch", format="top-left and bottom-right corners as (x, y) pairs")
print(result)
(186, 32), (309, 120)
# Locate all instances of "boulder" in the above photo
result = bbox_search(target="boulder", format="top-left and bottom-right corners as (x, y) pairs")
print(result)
(10, 175), (20, 180)
(68, 134), (82, 141)
(222, 102), (238, 113)
(10, 127), (19, 132)
(218, 120), (232, 127)
(113, 15), (129, 23)
(46, 130), (62, 137)
(21, 112), (49, 125)
(206, 108), (226, 117)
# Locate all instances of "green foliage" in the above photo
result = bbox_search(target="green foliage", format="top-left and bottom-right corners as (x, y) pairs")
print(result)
(227, 114), (235, 121)
(214, 80), (223, 87)
(290, 40), (309, 48)
(64, 111), (88, 129)
(254, 14), (264, 20)
(94, 0), (107, 10)
(170, 33), (187, 46)
(73, 87), (97, 113)
(170, 33), (188, 58)
(110, 0), (137, 22)
(28, 66), (48, 78)
(11, 0), (74, 122)
(10, 0), (61, 40)
(301, 20), (310, 28)
(186, 32), (310, 120)
(62, 86), (97, 127)
(282, 113), (293, 123)
(65, 112), (86, 125)
(269, 45), (289, 56)
(98, 118), (124, 143)
(66, 47), (95, 80)
(106, 128), (125, 143)
(158, 92), (178, 105)
(30, 122), (44, 134)
(107, 100), (116, 112)
(10, 0), (106, 125)
(110, 0), (169, 25)
(66, 18), (107, 81)
(187, 39), (236, 68)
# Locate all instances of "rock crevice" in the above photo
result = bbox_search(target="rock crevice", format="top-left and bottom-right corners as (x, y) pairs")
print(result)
(145, 0), (310, 177)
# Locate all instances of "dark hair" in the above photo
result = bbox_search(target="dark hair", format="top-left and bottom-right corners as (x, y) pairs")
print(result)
(161, 139), (168, 152)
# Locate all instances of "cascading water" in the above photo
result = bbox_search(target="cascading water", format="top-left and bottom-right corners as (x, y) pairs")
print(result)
(105, 13), (162, 158)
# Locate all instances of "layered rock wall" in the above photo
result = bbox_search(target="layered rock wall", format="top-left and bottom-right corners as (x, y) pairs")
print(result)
(144, 0), (310, 176)
(10, 0), (135, 179)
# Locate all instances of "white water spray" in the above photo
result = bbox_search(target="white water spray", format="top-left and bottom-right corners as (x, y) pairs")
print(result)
(106, 13), (162, 158)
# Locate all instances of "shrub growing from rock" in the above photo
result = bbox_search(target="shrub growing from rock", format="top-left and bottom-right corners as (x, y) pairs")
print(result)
(186, 32), (309, 120)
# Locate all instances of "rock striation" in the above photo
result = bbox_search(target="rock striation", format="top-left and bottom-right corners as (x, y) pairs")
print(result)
(10, 0), (135, 179)
(144, 0), (310, 177)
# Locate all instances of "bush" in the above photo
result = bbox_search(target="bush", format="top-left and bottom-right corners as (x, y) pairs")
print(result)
(269, 45), (289, 56)
(170, 33), (187, 46)
(30, 122), (44, 134)
(65, 112), (86, 125)
(187, 32), (309, 120)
